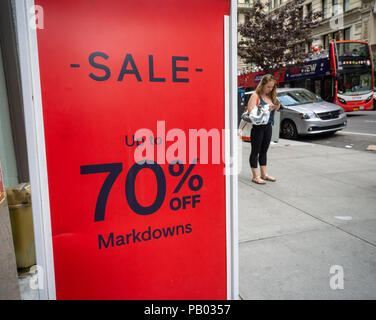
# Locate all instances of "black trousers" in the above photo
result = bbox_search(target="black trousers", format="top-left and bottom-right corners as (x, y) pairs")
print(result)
(249, 123), (272, 168)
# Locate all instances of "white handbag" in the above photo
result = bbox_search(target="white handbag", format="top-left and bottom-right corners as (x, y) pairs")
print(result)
(241, 94), (270, 125)
(249, 103), (270, 125)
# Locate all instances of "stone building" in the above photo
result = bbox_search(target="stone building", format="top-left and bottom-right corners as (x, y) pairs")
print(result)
(238, 0), (376, 73)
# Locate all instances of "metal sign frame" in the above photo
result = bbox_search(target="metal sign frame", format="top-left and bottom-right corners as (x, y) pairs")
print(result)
(15, 0), (238, 300)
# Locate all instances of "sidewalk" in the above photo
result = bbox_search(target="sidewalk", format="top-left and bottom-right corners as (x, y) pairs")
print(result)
(238, 138), (376, 299)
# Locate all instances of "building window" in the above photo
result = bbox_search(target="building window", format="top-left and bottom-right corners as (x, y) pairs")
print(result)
(332, 31), (340, 41)
(298, 4), (303, 20)
(307, 39), (313, 53)
(322, 0), (327, 19)
(274, 0), (278, 8)
(268, 0), (272, 11)
(343, 0), (350, 12)
(306, 2), (312, 16)
(322, 34), (329, 49)
(332, 0), (338, 16)
(299, 42), (305, 54)
(343, 27), (351, 40)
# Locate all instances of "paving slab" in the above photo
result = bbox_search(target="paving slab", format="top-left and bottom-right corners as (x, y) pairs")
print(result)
(271, 150), (376, 176)
(239, 226), (376, 300)
(238, 180), (324, 242)
(239, 138), (376, 300)
(335, 219), (376, 246)
(324, 169), (376, 193)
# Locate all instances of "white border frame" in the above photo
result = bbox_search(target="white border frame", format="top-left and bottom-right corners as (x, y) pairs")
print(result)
(15, 0), (238, 300)
(225, 1), (239, 300)
(14, 0), (56, 299)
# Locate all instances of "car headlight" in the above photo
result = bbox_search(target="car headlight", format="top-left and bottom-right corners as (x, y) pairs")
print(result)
(338, 97), (346, 104)
(339, 108), (344, 114)
(299, 111), (317, 119)
(365, 95), (372, 103)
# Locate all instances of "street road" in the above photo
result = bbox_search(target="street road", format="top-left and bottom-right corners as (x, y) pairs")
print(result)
(299, 111), (376, 153)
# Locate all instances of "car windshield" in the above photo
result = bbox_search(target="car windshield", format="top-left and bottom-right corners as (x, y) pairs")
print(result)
(277, 90), (322, 106)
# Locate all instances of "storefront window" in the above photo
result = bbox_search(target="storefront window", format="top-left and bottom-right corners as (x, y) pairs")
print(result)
(0, 46), (19, 187)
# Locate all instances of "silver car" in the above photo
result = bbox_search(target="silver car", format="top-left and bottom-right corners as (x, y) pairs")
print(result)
(277, 88), (347, 139)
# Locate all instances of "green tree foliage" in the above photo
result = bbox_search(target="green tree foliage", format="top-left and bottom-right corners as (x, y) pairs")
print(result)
(238, 0), (322, 74)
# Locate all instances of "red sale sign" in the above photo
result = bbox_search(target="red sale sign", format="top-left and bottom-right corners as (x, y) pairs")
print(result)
(17, 0), (237, 299)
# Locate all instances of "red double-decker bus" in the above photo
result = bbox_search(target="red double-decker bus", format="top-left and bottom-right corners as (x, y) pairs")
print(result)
(238, 41), (374, 112)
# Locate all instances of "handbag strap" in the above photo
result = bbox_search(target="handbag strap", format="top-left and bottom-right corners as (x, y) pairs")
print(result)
(256, 93), (260, 106)
(240, 121), (248, 130)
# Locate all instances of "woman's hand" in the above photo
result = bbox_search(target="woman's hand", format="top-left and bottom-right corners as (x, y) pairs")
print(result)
(269, 103), (281, 111)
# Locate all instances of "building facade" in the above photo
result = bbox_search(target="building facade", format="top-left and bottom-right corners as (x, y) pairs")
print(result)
(238, 0), (376, 73)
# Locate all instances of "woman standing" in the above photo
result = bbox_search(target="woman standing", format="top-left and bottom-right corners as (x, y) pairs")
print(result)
(246, 74), (280, 184)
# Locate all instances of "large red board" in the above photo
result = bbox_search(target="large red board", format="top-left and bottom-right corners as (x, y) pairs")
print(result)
(35, 0), (229, 299)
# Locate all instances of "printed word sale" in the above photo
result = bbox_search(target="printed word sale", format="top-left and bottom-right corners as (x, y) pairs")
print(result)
(88, 52), (194, 82)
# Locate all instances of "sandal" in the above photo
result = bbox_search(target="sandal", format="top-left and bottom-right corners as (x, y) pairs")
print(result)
(252, 176), (266, 185)
(261, 175), (276, 182)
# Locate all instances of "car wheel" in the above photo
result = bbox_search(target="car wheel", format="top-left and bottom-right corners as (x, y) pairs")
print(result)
(280, 119), (298, 139)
